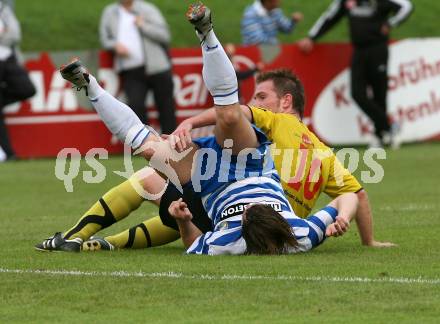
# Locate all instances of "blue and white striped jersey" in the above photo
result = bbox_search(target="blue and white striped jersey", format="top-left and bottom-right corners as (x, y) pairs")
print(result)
(241, 0), (296, 45)
(186, 176), (339, 255)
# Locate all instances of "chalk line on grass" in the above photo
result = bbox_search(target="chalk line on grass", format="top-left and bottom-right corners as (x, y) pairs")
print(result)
(1, 268), (439, 285)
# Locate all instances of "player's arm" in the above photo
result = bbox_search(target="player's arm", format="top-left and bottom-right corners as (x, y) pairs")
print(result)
(325, 158), (396, 247)
(298, 0), (346, 53)
(299, 193), (357, 250)
(168, 199), (202, 248)
(387, 0), (413, 28)
(355, 189), (397, 247)
(325, 192), (359, 237)
(177, 105), (251, 130)
(171, 105), (252, 151)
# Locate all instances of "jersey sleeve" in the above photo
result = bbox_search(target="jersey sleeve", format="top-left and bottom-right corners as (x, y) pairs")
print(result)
(249, 106), (277, 140)
(387, 0), (413, 27)
(303, 206), (338, 248)
(309, 0), (346, 40)
(324, 156), (362, 198)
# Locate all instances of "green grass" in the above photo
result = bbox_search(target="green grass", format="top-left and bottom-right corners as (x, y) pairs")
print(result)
(16, 0), (436, 52)
(1, 143), (440, 322)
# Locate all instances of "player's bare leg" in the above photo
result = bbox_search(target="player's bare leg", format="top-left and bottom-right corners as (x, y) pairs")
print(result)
(35, 61), (196, 252)
(187, 2), (258, 154)
(59, 59), (196, 188)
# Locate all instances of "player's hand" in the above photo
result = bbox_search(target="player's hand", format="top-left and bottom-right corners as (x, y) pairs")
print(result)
(161, 133), (180, 150)
(168, 198), (193, 221)
(291, 12), (303, 23)
(115, 43), (130, 57)
(366, 240), (397, 248)
(135, 15), (144, 28)
(298, 38), (314, 54)
(171, 121), (193, 152)
(326, 215), (350, 237)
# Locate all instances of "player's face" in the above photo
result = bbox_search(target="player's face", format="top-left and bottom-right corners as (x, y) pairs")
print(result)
(252, 80), (283, 113)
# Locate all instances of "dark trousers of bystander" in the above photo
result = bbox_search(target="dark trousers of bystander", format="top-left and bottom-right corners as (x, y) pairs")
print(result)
(0, 54), (36, 158)
(350, 42), (391, 139)
(120, 66), (176, 134)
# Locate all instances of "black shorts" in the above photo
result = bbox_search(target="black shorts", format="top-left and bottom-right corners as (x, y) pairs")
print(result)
(159, 183), (213, 233)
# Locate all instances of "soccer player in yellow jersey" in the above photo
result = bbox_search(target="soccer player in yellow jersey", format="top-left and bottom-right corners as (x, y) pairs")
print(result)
(36, 69), (394, 252)
(170, 69), (393, 247)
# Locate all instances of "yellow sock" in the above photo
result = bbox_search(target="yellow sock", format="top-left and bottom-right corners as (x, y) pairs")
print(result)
(105, 216), (180, 248)
(64, 178), (144, 240)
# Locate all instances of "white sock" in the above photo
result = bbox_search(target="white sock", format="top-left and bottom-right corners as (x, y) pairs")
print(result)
(87, 75), (150, 150)
(196, 28), (217, 47)
(201, 30), (238, 106)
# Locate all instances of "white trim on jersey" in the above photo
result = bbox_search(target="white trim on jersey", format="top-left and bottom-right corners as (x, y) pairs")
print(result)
(309, 0), (343, 39)
(388, 0), (413, 27)
(203, 177), (291, 224)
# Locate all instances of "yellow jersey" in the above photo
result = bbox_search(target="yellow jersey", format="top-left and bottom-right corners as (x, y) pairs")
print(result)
(250, 106), (362, 218)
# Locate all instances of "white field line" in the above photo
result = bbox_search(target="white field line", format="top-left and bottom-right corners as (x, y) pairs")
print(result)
(379, 203), (437, 212)
(1, 268), (439, 285)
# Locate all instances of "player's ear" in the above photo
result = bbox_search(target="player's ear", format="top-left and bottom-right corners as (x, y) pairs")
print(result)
(280, 93), (293, 113)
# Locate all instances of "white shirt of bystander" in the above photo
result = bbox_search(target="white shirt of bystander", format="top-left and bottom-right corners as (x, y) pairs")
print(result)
(116, 6), (144, 70)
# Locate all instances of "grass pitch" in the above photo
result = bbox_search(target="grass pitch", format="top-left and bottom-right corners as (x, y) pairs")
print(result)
(1, 143), (440, 322)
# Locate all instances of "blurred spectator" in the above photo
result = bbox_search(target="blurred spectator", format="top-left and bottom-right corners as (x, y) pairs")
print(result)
(299, 0), (413, 148)
(1, 0), (13, 11)
(241, 0), (303, 45)
(224, 43), (264, 103)
(0, 1), (36, 161)
(100, 0), (176, 134)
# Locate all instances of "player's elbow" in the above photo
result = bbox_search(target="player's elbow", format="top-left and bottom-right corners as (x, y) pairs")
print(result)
(356, 189), (369, 203)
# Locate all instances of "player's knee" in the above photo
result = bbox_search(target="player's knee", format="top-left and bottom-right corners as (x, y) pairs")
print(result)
(216, 105), (241, 127)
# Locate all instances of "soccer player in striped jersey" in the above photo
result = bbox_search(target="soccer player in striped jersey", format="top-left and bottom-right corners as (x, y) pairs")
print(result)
(168, 180), (357, 255)
(36, 2), (358, 255)
(170, 69), (395, 248)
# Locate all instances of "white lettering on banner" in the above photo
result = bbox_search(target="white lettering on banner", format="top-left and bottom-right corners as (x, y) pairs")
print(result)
(389, 58), (440, 91)
(312, 39), (440, 145)
(333, 84), (350, 108)
(173, 73), (209, 107)
(45, 72), (77, 112)
(28, 71), (45, 112)
(6, 71), (78, 114)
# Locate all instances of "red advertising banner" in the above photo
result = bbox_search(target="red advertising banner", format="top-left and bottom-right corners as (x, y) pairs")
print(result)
(4, 39), (440, 158)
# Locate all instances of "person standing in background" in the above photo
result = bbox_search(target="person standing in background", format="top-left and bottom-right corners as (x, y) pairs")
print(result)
(299, 0), (413, 148)
(100, 0), (176, 134)
(0, 1), (36, 161)
(241, 0), (303, 46)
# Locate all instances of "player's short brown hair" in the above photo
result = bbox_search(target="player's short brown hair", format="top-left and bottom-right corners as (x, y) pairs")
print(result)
(242, 204), (297, 255)
(256, 69), (305, 119)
